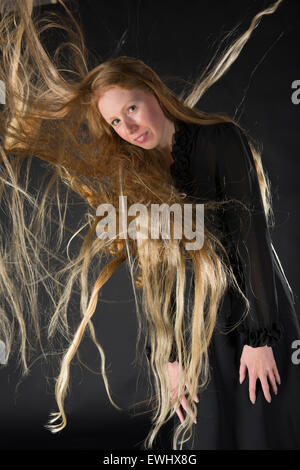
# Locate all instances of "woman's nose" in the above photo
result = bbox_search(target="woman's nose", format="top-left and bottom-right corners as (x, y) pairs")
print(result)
(124, 119), (138, 135)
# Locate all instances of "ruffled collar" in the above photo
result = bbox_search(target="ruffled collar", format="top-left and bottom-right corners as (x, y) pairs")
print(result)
(170, 119), (198, 194)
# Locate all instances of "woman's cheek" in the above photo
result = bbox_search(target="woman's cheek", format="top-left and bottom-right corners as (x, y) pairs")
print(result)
(139, 107), (153, 125)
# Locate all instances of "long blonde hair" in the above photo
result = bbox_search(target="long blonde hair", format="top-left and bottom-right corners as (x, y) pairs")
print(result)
(0, 0), (283, 450)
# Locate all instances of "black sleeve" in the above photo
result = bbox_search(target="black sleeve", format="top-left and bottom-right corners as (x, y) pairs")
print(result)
(210, 122), (283, 347)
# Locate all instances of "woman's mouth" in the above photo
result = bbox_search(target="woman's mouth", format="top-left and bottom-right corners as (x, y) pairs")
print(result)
(135, 131), (148, 143)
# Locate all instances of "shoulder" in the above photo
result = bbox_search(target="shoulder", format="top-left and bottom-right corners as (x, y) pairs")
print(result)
(170, 119), (254, 191)
(192, 121), (246, 148)
(172, 120), (237, 158)
(190, 121), (254, 170)
(172, 120), (248, 157)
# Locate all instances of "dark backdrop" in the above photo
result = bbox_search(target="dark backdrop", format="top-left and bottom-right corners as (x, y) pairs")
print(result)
(0, 0), (299, 455)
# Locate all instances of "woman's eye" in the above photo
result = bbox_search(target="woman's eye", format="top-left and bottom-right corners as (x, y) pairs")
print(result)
(111, 105), (136, 126)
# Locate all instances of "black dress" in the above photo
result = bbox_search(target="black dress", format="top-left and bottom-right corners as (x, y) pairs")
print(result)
(150, 120), (300, 450)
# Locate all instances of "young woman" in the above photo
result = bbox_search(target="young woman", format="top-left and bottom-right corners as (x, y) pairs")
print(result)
(0, 0), (299, 450)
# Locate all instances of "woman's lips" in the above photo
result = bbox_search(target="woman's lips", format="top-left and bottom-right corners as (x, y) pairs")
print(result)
(135, 131), (148, 143)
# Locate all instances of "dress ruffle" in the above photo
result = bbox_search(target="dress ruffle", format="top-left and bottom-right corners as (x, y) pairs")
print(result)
(238, 321), (283, 347)
(170, 120), (198, 194)
(146, 321), (284, 360)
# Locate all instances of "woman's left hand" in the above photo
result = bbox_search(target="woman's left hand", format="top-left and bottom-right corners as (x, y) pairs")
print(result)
(239, 344), (281, 404)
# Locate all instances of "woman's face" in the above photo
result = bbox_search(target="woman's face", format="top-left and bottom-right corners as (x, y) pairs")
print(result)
(97, 87), (174, 151)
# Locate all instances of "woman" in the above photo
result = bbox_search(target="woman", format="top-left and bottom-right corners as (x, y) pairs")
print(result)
(0, 0), (299, 451)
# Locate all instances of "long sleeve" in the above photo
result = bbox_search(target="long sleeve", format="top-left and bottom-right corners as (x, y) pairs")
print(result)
(206, 122), (283, 347)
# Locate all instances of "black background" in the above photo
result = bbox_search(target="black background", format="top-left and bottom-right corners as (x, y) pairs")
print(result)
(0, 0), (299, 454)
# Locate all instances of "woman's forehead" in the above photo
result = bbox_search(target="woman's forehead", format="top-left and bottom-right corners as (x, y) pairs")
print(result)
(97, 87), (151, 119)
(99, 87), (146, 100)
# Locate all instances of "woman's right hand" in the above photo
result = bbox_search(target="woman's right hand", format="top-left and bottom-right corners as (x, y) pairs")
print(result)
(167, 361), (199, 424)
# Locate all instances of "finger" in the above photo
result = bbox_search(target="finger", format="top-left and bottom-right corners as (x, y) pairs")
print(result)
(249, 374), (257, 404)
(180, 395), (197, 424)
(259, 374), (272, 403)
(185, 380), (199, 403)
(273, 366), (281, 385)
(239, 362), (247, 384)
(174, 404), (185, 424)
(172, 392), (194, 424)
(267, 369), (278, 396)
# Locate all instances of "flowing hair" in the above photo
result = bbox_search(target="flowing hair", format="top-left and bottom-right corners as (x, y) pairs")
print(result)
(0, 0), (283, 450)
